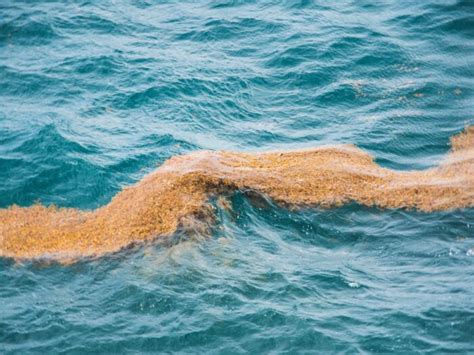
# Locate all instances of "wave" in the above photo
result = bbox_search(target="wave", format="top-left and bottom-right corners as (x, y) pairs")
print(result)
(1, 126), (472, 262)
(0, 15), (62, 46)
(175, 18), (285, 42)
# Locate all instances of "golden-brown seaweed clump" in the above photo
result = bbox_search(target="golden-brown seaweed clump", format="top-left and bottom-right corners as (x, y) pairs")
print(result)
(1, 127), (473, 262)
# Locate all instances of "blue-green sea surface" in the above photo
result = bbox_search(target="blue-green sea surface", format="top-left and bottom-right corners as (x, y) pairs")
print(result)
(1, 0), (474, 353)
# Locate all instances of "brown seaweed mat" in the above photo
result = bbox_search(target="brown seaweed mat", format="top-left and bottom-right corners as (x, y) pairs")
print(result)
(1, 127), (472, 262)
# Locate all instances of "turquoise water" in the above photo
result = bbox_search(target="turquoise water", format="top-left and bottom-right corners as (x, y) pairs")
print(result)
(1, 0), (474, 353)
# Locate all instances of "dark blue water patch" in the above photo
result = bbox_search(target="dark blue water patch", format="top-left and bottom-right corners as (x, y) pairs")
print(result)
(264, 43), (327, 69)
(12, 124), (92, 157)
(209, 0), (257, 10)
(0, 154), (112, 209)
(107, 74), (250, 111)
(358, 123), (449, 171)
(0, 65), (65, 98)
(386, 12), (438, 31)
(51, 55), (125, 77)
(432, 0), (474, 12)
(0, 124), (195, 208)
(355, 46), (409, 70)
(60, 14), (130, 35)
(175, 17), (286, 43)
(437, 16), (474, 38)
(0, 13), (62, 47)
(229, 191), (474, 248)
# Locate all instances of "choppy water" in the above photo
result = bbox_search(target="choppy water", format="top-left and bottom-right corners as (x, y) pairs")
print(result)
(1, 0), (474, 353)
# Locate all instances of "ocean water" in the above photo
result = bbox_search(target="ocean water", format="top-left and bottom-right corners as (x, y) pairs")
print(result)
(1, 0), (474, 353)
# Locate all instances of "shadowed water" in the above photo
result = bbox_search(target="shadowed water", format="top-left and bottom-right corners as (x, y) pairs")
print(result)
(1, 0), (474, 353)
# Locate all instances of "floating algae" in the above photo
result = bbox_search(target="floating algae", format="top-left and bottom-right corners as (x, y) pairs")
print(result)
(1, 127), (473, 262)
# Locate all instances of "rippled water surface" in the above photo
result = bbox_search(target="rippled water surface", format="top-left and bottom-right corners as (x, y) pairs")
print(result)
(1, 0), (474, 353)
